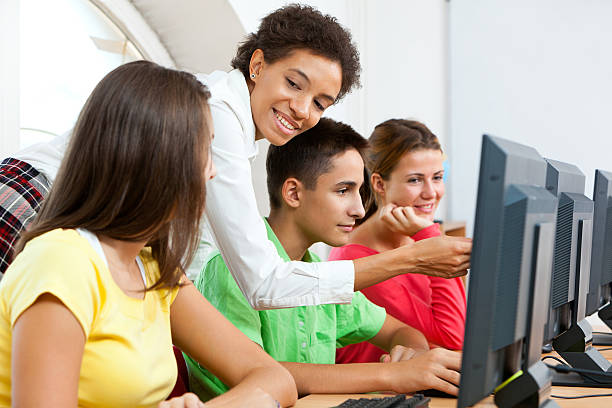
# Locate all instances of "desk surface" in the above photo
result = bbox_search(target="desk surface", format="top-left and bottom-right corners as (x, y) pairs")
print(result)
(293, 345), (612, 407)
(293, 388), (612, 407)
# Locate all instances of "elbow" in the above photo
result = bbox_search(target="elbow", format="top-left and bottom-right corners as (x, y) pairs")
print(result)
(276, 365), (298, 407)
(240, 286), (267, 311)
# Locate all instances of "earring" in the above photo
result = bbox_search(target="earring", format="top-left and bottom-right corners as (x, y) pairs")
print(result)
(250, 73), (256, 79)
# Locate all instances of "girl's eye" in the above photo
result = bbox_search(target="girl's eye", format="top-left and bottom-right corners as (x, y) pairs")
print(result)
(434, 175), (444, 181)
(286, 78), (299, 89)
(314, 100), (325, 111)
(338, 188), (348, 195)
(408, 178), (421, 184)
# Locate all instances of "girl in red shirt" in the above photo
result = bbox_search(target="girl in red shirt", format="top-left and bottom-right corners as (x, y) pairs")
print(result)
(330, 119), (466, 364)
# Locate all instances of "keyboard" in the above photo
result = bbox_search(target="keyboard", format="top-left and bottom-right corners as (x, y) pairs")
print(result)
(335, 393), (430, 408)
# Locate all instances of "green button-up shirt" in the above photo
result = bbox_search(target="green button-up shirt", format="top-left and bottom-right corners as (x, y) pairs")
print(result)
(185, 219), (386, 401)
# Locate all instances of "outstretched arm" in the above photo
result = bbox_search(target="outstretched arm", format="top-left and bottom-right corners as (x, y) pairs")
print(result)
(352, 235), (471, 290)
(281, 348), (461, 396)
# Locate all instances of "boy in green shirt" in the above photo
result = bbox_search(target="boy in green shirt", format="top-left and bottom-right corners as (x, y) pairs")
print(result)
(186, 118), (461, 400)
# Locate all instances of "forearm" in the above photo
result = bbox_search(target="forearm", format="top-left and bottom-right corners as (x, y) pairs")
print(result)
(281, 362), (390, 396)
(353, 250), (405, 291)
(204, 366), (297, 408)
(354, 236), (471, 290)
(388, 327), (429, 351)
(368, 315), (429, 353)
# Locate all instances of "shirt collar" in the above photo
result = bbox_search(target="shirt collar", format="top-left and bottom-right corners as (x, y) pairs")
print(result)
(227, 69), (257, 156)
(263, 218), (315, 263)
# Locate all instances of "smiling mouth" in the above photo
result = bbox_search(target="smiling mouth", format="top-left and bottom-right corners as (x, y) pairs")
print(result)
(414, 204), (435, 211)
(273, 109), (298, 131)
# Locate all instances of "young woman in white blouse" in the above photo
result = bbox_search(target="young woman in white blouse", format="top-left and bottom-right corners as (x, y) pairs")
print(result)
(0, 5), (471, 309)
(197, 4), (472, 309)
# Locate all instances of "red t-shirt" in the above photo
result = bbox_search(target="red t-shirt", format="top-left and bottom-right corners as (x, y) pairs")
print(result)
(330, 223), (466, 364)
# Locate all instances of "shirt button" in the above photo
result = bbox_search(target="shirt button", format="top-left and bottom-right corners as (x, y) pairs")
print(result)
(301, 342), (307, 348)
(298, 321), (304, 327)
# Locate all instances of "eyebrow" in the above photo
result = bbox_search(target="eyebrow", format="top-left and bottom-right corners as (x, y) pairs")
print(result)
(288, 68), (337, 103)
(335, 181), (358, 187)
(405, 170), (445, 177)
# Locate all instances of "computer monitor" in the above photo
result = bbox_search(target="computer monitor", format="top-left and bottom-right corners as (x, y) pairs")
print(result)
(543, 159), (593, 341)
(587, 170), (612, 324)
(538, 160), (612, 387)
(458, 135), (558, 408)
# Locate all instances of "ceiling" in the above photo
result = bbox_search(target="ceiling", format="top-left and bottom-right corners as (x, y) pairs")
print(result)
(96, 0), (247, 73)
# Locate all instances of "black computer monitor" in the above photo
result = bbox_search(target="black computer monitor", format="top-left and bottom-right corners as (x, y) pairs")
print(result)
(458, 135), (558, 408)
(543, 159), (593, 341)
(587, 170), (612, 339)
(538, 160), (612, 387)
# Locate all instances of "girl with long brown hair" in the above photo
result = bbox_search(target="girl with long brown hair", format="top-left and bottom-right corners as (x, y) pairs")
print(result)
(0, 61), (296, 408)
(330, 119), (467, 363)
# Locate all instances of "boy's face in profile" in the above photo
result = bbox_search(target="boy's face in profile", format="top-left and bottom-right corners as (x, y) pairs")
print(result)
(294, 148), (366, 247)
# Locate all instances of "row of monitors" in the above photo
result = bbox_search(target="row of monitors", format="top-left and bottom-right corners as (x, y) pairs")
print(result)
(458, 135), (612, 407)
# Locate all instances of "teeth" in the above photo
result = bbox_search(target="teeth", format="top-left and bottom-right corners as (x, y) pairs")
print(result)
(275, 111), (295, 130)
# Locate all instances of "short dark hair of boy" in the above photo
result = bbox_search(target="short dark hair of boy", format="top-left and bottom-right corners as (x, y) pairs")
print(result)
(266, 118), (369, 210)
(231, 4), (361, 101)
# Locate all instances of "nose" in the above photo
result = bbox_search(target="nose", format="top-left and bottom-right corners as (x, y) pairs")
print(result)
(421, 180), (435, 200)
(289, 94), (310, 121)
(350, 193), (366, 220)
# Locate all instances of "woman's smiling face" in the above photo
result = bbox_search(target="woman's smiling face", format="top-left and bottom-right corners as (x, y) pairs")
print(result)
(381, 149), (445, 221)
(248, 49), (342, 146)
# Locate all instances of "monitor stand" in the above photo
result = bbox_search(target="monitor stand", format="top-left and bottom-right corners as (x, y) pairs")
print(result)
(591, 333), (612, 346)
(550, 370), (612, 387)
(494, 361), (559, 408)
(592, 303), (612, 345)
(552, 319), (612, 386)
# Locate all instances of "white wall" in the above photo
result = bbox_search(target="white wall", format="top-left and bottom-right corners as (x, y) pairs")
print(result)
(450, 0), (612, 235)
(0, 0), (20, 157)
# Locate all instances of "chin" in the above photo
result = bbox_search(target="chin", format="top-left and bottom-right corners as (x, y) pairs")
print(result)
(328, 237), (349, 248)
(264, 129), (293, 146)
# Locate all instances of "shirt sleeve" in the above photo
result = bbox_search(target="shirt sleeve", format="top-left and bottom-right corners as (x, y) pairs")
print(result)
(5, 237), (100, 338)
(411, 223), (441, 241)
(203, 101), (354, 310)
(195, 253), (263, 347)
(335, 292), (386, 348)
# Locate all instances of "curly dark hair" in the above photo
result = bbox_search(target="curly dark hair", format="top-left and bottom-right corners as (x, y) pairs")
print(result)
(231, 4), (361, 101)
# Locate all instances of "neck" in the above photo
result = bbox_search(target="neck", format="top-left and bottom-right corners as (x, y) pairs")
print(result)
(267, 210), (313, 261)
(98, 234), (147, 268)
(350, 212), (412, 252)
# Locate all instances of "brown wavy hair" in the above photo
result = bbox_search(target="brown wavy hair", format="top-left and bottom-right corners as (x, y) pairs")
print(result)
(362, 119), (442, 223)
(231, 4), (361, 101)
(16, 60), (212, 290)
